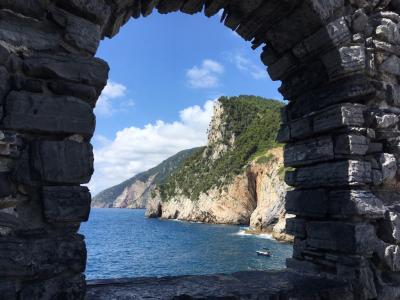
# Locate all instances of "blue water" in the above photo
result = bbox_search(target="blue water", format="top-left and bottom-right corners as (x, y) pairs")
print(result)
(80, 208), (293, 280)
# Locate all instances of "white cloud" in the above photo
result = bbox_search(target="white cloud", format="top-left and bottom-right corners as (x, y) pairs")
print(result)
(186, 59), (224, 89)
(229, 53), (266, 80)
(95, 81), (134, 117)
(89, 100), (216, 195)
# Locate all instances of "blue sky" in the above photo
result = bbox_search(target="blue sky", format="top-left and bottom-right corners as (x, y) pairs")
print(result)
(90, 12), (282, 195)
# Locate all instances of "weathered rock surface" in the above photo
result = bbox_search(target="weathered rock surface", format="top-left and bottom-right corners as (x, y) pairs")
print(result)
(86, 270), (354, 300)
(42, 186), (91, 223)
(146, 148), (291, 242)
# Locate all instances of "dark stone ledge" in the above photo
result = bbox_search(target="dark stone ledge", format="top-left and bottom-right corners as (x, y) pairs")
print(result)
(86, 270), (354, 300)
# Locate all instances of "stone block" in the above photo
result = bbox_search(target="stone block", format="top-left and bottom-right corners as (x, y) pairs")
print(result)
(0, 10), (61, 51)
(0, 0), (47, 18)
(265, 1), (322, 54)
(367, 143), (383, 154)
(279, 61), (327, 100)
(289, 117), (313, 139)
(276, 124), (290, 143)
(0, 281), (16, 300)
(300, 17), (351, 58)
(0, 235), (86, 279)
(42, 186), (91, 223)
(0, 211), (20, 232)
(285, 218), (306, 238)
(322, 46), (366, 80)
(140, 0), (158, 17)
(286, 189), (328, 217)
(0, 173), (13, 198)
(287, 75), (374, 120)
(334, 134), (369, 155)
(375, 128), (400, 140)
(32, 141), (93, 184)
(19, 274), (85, 300)
(384, 244), (400, 271)
(267, 53), (296, 81)
(376, 18), (400, 45)
(306, 222), (375, 253)
(284, 136), (334, 167)
(284, 103), (367, 142)
(375, 113), (399, 129)
(23, 53), (109, 90)
(381, 55), (400, 76)
(313, 103), (365, 133)
(379, 153), (397, 182)
(11, 74), (43, 93)
(0, 65), (9, 102)
(328, 190), (386, 219)
(181, 0), (205, 14)
(0, 131), (21, 158)
(48, 80), (99, 106)
(286, 189), (386, 219)
(2, 91), (95, 136)
(55, 0), (112, 26)
(285, 160), (372, 188)
(292, 238), (307, 259)
(49, 7), (101, 54)
(286, 258), (323, 274)
(157, 0), (186, 14)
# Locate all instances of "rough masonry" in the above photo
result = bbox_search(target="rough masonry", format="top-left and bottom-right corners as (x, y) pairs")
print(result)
(0, 0), (400, 299)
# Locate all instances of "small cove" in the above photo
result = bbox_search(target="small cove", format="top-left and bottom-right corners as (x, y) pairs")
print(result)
(80, 208), (293, 280)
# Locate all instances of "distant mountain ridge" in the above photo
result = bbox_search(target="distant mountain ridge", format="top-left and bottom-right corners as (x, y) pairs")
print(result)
(91, 148), (199, 208)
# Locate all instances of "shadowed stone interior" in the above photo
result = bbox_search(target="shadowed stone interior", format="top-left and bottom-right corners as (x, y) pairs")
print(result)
(1, 0), (400, 299)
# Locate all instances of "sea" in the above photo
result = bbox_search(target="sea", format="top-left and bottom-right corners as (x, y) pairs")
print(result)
(80, 208), (293, 280)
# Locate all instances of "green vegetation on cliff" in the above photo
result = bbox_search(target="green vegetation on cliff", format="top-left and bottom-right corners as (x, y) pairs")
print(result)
(92, 148), (199, 208)
(159, 95), (283, 202)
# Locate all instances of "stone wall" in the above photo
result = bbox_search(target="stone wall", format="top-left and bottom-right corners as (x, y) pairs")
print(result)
(278, 2), (400, 299)
(0, 0), (399, 299)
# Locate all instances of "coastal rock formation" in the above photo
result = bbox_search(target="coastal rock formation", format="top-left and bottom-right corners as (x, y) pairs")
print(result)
(146, 97), (292, 242)
(147, 147), (292, 242)
(92, 148), (198, 208)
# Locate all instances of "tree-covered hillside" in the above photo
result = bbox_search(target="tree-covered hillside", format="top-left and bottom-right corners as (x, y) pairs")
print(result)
(159, 95), (283, 202)
(92, 148), (200, 207)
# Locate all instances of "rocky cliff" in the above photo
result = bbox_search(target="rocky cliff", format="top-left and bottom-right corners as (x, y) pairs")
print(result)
(146, 96), (292, 242)
(91, 148), (199, 208)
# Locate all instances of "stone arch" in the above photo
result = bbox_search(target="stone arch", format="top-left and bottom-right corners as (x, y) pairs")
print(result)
(0, 0), (400, 299)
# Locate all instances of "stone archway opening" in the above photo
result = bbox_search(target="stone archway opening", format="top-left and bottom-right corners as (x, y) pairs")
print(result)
(1, 0), (400, 299)
(84, 11), (292, 281)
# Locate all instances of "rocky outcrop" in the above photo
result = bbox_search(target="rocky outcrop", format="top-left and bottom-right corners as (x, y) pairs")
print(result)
(146, 97), (291, 241)
(112, 175), (156, 209)
(249, 148), (293, 242)
(146, 147), (292, 242)
(92, 174), (156, 209)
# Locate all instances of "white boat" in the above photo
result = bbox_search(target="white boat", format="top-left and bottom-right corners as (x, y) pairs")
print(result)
(256, 250), (271, 257)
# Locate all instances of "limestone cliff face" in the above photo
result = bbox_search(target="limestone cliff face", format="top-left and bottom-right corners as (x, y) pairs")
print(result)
(146, 97), (291, 242)
(112, 175), (156, 209)
(146, 147), (292, 242)
(248, 148), (293, 242)
(92, 175), (156, 209)
(91, 148), (199, 208)
(206, 101), (235, 160)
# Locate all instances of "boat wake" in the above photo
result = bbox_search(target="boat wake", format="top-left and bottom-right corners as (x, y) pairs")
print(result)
(234, 227), (274, 240)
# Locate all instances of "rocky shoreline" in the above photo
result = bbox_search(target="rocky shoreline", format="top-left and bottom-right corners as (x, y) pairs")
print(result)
(146, 148), (292, 243)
